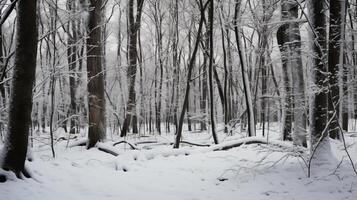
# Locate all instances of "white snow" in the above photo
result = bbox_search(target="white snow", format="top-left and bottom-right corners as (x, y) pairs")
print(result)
(0, 125), (357, 200)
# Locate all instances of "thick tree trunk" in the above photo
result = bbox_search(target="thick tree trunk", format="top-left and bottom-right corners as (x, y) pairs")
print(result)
(277, 24), (293, 141)
(287, 2), (307, 146)
(0, 0), (38, 178)
(86, 0), (106, 148)
(309, 0), (329, 146)
(278, 0), (307, 144)
(328, 0), (346, 139)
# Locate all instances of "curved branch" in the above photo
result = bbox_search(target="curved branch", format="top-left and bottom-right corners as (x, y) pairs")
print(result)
(113, 141), (138, 150)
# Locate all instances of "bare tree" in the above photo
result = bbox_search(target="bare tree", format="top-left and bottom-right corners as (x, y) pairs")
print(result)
(208, 0), (218, 144)
(234, 0), (255, 137)
(121, 0), (144, 137)
(174, 0), (208, 148)
(67, 0), (79, 134)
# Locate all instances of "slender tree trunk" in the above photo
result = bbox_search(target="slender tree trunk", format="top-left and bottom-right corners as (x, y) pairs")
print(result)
(153, 1), (163, 134)
(341, 1), (348, 132)
(0, 8), (5, 103)
(174, 1), (207, 148)
(234, 0), (255, 137)
(172, 0), (180, 131)
(0, 8), (4, 137)
(67, 0), (78, 134)
(121, 0), (144, 137)
(219, 10), (229, 133)
(259, 0), (271, 137)
(208, 0), (218, 144)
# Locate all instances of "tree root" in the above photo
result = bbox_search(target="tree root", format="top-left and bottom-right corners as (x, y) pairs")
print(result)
(0, 174), (6, 183)
(0, 167), (31, 183)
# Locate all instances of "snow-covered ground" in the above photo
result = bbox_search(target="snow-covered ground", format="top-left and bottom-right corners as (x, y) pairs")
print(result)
(1, 125), (357, 200)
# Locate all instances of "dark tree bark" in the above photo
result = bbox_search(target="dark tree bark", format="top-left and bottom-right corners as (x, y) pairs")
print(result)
(174, 0), (208, 148)
(208, 0), (218, 144)
(86, 0), (106, 148)
(0, 14), (4, 134)
(0, 8), (5, 102)
(67, 0), (78, 134)
(121, 0), (144, 137)
(234, 0), (255, 137)
(277, 24), (293, 141)
(200, 23), (208, 132)
(309, 0), (328, 145)
(328, 0), (346, 139)
(259, 0), (269, 137)
(219, 8), (229, 134)
(152, 1), (163, 134)
(0, 0), (38, 179)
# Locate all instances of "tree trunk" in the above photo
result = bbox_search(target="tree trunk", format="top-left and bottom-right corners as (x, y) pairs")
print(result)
(0, 0), (38, 179)
(287, 2), (307, 146)
(174, 1), (207, 148)
(309, 0), (329, 147)
(121, 0), (144, 137)
(86, 0), (106, 148)
(234, 0), (256, 137)
(67, 0), (78, 134)
(277, 24), (293, 141)
(208, 0), (218, 144)
(328, 0), (346, 139)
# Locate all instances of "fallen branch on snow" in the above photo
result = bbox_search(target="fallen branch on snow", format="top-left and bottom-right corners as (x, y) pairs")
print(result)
(113, 141), (138, 150)
(208, 137), (306, 153)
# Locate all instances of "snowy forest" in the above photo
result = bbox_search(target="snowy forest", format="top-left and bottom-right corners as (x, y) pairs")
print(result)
(0, 0), (357, 199)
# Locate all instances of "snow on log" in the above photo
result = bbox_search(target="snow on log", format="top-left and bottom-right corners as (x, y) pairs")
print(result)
(96, 143), (121, 157)
(206, 137), (305, 152)
(68, 138), (88, 148)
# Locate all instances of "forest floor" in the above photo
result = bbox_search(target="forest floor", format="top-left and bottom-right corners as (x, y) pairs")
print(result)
(0, 124), (357, 200)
